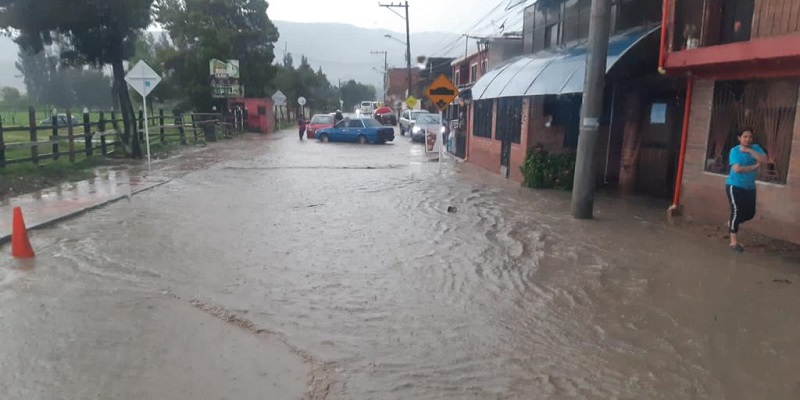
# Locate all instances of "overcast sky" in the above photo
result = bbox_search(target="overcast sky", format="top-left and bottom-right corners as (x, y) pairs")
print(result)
(267, 0), (528, 35)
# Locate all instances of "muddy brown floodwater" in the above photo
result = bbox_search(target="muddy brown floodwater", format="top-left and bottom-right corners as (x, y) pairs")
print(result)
(2, 130), (800, 399)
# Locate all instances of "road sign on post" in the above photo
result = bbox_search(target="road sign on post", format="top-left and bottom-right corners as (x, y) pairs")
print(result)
(125, 60), (161, 164)
(424, 74), (459, 112)
(405, 95), (418, 110)
(272, 90), (287, 105)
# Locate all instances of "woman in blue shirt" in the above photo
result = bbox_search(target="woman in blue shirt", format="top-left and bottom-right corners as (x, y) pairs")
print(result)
(726, 128), (767, 252)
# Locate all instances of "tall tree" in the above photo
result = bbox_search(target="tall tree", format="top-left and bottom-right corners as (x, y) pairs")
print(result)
(156, 0), (280, 111)
(0, 0), (154, 158)
(17, 46), (113, 109)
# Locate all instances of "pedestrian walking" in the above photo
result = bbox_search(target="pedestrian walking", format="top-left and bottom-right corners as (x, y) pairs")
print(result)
(726, 128), (767, 252)
(334, 109), (344, 126)
(298, 115), (307, 140)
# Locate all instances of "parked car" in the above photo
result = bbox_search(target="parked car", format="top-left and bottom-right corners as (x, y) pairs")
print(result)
(39, 114), (79, 127)
(398, 109), (430, 136)
(410, 113), (444, 143)
(316, 117), (395, 144)
(306, 114), (335, 139)
(360, 101), (377, 116)
(373, 106), (397, 126)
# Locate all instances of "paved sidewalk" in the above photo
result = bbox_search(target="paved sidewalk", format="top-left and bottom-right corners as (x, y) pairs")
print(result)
(0, 143), (227, 245)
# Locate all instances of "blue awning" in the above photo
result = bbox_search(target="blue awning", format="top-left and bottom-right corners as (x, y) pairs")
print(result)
(472, 26), (660, 100)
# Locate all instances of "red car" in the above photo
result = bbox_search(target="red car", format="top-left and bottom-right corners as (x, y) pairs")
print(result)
(373, 106), (397, 126)
(306, 114), (335, 139)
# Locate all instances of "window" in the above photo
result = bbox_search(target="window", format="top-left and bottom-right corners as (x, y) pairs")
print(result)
(311, 115), (333, 124)
(454, 70), (461, 86)
(402, 110), (409, 119)
(347, 119), (365, 128)
(470, 64), (478, 83)
(706, 79), (798, 184)
(720, 0), (754, 44)
(481, 59), (488, 74)
(544, 23), (559, 48)
(543, 94), (582, 148)
(495, 97), (523, 144)
(473, 100), (493, 138)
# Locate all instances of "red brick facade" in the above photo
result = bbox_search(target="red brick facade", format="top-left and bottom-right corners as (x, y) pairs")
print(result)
(679, 79), (800, 243)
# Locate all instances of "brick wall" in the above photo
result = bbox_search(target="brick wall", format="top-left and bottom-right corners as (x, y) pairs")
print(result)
(680, 78), (800, 243)
(466, 98), (529, 182)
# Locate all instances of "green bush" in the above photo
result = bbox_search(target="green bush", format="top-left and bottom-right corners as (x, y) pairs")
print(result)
(520, 144), (576, 190)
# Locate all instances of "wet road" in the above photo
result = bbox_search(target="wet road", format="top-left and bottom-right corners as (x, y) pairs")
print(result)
(3, 129), (800, 399)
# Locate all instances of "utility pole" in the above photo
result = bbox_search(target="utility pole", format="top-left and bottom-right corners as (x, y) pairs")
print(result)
(571, 0), (613, 219)
(379, 1), (411, 98)
(371, 50), (388, 103)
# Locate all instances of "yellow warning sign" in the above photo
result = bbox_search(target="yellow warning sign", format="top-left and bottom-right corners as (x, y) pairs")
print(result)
(424, 74), (459, 112)
(405, 95), (418, 109)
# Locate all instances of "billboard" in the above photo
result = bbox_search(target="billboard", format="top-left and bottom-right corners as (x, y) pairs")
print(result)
(210, 59), (243, 98)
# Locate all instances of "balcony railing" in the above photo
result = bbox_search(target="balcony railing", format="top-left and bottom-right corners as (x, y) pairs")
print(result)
(669, 0), (800, 53)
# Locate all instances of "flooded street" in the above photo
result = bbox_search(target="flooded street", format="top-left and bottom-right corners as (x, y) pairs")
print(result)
(2, 130), (800, 399)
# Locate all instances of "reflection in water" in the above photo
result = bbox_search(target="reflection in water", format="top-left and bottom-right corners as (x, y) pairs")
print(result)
(1, 133), (799, 399)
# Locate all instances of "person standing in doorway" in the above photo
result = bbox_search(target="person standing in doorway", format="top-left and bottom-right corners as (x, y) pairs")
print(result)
(726, 128), (767, 252)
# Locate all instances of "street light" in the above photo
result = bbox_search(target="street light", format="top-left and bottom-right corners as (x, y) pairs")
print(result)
(384, 34), (406, 46)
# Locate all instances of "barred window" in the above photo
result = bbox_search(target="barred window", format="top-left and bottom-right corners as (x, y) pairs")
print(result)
(495, 97), (523, 144)
(706, 79), (798, 184)
(473, 100), (493, 138)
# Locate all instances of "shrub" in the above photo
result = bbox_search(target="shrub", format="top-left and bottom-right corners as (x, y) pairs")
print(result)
(520, 144), (576, 190)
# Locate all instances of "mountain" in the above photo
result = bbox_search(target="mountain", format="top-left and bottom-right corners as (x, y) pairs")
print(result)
(273, 20), (467, 90)
(0, 21), (469, 94)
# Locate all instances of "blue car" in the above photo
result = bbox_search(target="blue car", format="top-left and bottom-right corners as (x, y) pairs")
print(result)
(316, 117), (395, 144)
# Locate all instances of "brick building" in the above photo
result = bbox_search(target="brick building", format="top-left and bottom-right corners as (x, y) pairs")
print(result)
(468, 0), (680, 195)
(663, 0), (800, 243)
(386, 67), (421, 109)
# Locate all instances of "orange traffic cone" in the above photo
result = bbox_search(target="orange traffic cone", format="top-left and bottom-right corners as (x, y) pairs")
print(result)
(12, 207), (35, 258)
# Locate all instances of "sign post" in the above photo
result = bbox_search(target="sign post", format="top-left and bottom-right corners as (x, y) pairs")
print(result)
(424, 74), (459, 166)
(298, 96), (307, 119)
(125, 60), (161, 165)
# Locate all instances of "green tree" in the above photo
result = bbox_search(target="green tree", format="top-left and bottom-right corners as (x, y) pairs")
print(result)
(156, 0), (280, 112)
(340, 80), (376, 111)
(0, 0), (155, 158)
(17, 46), (113, 109)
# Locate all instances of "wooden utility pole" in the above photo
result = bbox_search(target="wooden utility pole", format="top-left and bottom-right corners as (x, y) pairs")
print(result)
(571, 0), (613, 219)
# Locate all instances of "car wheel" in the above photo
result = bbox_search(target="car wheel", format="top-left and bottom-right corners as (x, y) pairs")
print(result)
(319, 133), (329, 142)
(357, 135), (368, 144)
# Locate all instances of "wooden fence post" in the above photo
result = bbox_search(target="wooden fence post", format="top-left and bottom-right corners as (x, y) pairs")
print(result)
(67, 109), (75, 163)
(29, 106), (38, 165)
(159, 108), (166, 144)
(83, 108), (92, 156)
(51, 112), (59, 160)
(176, 113), (187, 145)
(191, 113), (198, 143)
(0, 117), (5, 168)
(98, 111), (107, 157)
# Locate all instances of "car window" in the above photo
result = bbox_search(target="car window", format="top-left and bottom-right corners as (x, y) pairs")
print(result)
(335, 120), (347, 128)
(411, 111), (429, 120)
(402, 111), (409, 119)
(347, 119), (365, 128)
(311, 115), (333, 124)
(417, 114), (441, 124)
(363, 118), (382, 127)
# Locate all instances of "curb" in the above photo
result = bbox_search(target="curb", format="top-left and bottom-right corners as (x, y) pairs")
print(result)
(0, 161), (221, 246)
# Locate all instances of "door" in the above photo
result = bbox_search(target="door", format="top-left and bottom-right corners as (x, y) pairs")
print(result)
(636, 98), (681, 198)
(347, 119), (365, 142)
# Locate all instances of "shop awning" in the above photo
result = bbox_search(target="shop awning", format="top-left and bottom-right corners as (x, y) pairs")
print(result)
(472, 26), (660, 100)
